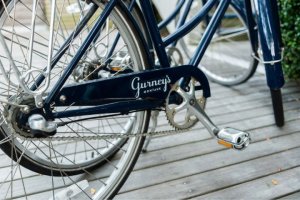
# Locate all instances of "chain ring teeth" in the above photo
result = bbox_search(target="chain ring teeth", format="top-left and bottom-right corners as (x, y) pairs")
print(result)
(165, 78), (205, 130)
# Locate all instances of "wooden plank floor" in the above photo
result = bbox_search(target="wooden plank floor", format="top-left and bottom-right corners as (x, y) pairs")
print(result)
(115, 72), (300, 199)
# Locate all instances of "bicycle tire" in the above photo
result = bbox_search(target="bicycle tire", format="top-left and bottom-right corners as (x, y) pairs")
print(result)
(270, 89), (284, 127)
(177, 1), (258, 86)
(0, 0), (150, 199)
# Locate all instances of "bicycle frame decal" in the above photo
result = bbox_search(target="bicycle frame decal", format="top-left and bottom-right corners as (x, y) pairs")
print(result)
(131, 75), (171, 98)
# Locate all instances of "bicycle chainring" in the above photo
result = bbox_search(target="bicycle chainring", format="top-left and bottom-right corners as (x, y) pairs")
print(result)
(165, 77), (206, 130)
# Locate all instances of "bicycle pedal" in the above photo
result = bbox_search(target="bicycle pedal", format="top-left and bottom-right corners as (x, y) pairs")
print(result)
(217, 127), (250, 150)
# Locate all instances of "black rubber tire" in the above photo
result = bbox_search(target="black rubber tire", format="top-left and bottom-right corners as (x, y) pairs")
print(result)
(270, 89), (285, 127)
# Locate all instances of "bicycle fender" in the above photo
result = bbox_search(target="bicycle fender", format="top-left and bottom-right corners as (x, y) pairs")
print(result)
(254, 0), (284, 89)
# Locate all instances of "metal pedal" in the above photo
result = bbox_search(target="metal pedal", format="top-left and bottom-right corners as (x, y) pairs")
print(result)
(217, 127), (250, 150)
(186, 93), (250, 151)
(142, 110), (159, 153)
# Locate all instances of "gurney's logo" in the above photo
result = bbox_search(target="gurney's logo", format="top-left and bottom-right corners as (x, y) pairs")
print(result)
(131, 75), (171, 98)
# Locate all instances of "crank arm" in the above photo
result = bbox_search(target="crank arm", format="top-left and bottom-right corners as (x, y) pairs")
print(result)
(188, 99), (250, 151)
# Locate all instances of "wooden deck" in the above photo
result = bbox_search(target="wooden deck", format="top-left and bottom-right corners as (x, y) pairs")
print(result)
(115, 72), (300, 199)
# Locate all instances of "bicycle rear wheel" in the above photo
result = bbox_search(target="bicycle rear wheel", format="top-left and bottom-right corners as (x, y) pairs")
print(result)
(0, 0), (149, 199)
(179, 1), (258, 86)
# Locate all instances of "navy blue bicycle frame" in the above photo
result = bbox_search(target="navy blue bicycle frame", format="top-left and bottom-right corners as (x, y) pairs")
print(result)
(40, 0), (284, 119)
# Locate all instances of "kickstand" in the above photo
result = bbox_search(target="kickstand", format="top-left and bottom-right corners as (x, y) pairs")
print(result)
(142, 110), (159, 153)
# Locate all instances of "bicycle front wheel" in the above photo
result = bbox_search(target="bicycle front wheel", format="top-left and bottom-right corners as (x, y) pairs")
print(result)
(179, 1), (258, 86)
(0, 0), (150, 199)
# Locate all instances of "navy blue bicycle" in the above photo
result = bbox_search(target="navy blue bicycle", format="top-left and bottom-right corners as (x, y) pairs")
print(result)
(0, 0), (284, 198)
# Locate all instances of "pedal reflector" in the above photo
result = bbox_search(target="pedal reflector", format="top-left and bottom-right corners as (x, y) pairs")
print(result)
(218, 139), (233, 149)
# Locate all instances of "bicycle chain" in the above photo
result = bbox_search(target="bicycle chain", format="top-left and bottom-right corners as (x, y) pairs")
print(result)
(15, 128), (189, 142)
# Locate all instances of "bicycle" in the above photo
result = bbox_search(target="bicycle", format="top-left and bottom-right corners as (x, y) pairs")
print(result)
(0, 0), (283, 199)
